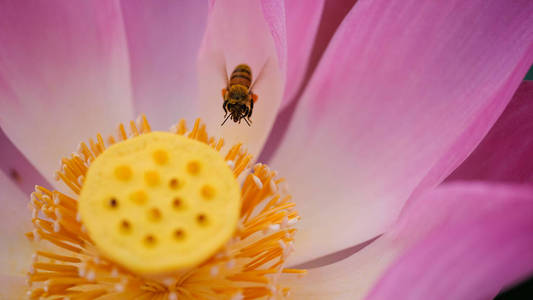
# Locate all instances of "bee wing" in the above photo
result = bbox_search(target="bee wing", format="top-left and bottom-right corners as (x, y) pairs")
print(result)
(248, 58), (270, 94)
(221, 57), (229, 86)
(212, 52), (229, 86)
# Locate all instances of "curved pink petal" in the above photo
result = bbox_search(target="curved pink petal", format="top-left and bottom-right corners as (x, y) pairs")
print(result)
(269, 0), (533, 263)
(288, 182), (533, 299)
(196, 0), (286, 159)
(447, 81), (533, 183)
(259, 0), (358, 162)
(282, 0), (324, 106)
(306, 0), (357, 71)
(120, 0), (208, 130)
(261, 0), (287, 73)
(366, 185), (533, 299)
(0, 128), (49, 195)
(0, 171), (33, 299)
(295, 0), (358, 97)
(0, 1), (134, 186)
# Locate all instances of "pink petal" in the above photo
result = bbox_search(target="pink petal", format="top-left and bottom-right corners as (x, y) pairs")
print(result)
(261, 0), (287, 73)
(447, 81), (533, 183)
(259, 0), (358, 161)
(0, 171), (33, 298)
(288, 182), (533, 299)
(294, 0), (358, 98)
(196, 0), (286, 159)
(366, 184), (533, 300)
(0, 1), (134, 186)
(0, 275), (27, 300)
(120, 0), (208, 129)
(0, 128), (49, 195)
(306, 0), (357, 74)
(282, 0), (324, 106)
(269, 0), (533, 263)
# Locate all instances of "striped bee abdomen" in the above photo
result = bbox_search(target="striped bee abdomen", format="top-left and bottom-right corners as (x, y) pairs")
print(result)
(229, 64), (252, 88)
(222, 63), (258, 126)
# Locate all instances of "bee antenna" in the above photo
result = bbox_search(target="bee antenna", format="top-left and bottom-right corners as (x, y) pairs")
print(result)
(221, 114), (231, 126)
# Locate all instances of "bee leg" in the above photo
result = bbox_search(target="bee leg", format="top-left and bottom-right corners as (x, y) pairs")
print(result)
(221, 88), (227, 99)
(247, 100), (254, 118)
(251, 93), (258, 103)
(223, 101), (228, 117)
(242, 107), (252, 126)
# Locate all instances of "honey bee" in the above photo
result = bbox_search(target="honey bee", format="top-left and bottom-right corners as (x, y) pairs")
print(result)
(221, 63), (261, 126)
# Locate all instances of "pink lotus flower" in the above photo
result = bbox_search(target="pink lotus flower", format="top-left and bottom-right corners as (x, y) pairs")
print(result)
(1, 0), (533, 299)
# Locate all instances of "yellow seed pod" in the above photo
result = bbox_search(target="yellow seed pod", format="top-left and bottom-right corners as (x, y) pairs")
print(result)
(79, 131), (241, 274)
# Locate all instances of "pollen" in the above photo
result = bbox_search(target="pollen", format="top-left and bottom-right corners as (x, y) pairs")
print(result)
(26, 115), (305, 300)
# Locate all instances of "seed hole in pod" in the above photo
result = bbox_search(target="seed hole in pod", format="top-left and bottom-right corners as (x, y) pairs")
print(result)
(201, 185), (215, 200)
(173, 229), (186, 240)
(196, 213), (208, 226)
(153, 149), (168, 165)
(169, 178), (180, 189)
(187, 161), (201, 175)
(172, 197), (184, 210)
(130, 190), (147, 205)
(144, 234), (157, 247)
(120, 220), (131, 233)
(114, 165), (132, 181)
(148, 207), (162, 221)
(144, 170), (160, 187)
(108, 197), (119, 208)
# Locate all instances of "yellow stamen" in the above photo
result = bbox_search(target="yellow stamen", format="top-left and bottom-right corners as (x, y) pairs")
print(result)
(26, 115), (305, 299)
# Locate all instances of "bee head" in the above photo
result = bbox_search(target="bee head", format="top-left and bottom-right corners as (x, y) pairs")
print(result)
(227, 103), (246, 121)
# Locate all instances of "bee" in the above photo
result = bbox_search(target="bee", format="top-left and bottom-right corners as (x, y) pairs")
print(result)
(221, 63), (260, 126)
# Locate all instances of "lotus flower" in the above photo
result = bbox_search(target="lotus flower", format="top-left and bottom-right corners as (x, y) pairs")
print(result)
(1, 0), (533, 299)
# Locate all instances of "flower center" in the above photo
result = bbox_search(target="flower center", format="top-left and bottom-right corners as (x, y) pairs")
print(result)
(79, 131), (241, 274)
(26, 116), (305, 300)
